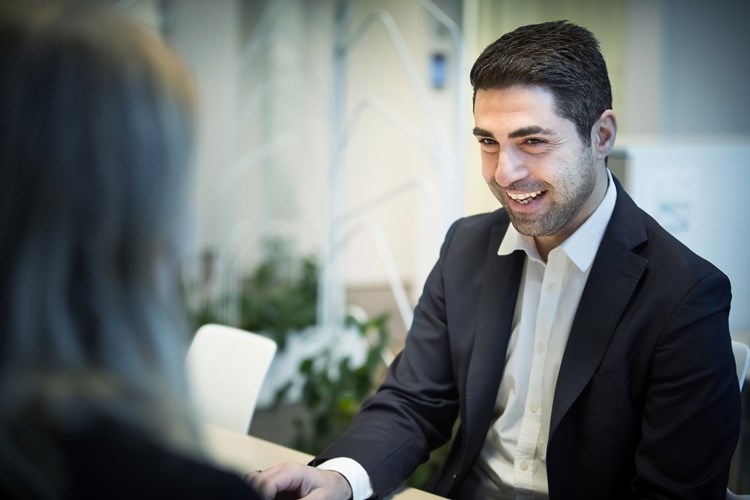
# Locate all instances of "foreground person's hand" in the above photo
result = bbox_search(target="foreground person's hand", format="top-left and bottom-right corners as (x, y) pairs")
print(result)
(245, 462), (353, 500)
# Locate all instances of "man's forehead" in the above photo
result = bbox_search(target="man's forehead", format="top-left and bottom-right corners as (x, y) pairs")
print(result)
(473, 87), (573, 134)
(474, 85), (557, 110)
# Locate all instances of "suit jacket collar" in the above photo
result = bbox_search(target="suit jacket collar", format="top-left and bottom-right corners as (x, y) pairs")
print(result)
(550, 178), (648, 436)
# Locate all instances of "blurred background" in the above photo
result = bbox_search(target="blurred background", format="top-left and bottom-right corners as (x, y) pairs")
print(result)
(121, 0), (749, 490)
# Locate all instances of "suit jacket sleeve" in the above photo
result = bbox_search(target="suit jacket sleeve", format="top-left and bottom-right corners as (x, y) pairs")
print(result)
(311, 218), (468, 497)
(633, 270), (739, 498)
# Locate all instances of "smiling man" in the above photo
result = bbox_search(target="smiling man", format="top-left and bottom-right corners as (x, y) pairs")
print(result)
(472, 85), (613, 261)
(248, 21), (740, 500)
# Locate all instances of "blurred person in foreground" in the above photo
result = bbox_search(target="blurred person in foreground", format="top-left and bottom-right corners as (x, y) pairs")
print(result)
(248, 20), (740, 500)
(0, 1), (261, 498)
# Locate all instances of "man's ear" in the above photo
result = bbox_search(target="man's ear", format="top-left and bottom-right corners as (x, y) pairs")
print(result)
(591, 110), (617, 159)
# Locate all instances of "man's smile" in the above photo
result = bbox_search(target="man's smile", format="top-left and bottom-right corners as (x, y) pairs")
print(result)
(506, 189), (546, 204)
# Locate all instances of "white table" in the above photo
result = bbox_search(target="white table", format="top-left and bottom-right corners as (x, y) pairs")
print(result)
(203, 422), (446, 499)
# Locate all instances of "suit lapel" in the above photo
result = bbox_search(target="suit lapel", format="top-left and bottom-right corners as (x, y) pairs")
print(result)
(550, 182), (648, 437)
(463, 222), (524, 460)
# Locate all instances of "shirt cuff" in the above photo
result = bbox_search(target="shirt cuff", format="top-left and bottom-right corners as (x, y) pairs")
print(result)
(318, 457), (375, 500)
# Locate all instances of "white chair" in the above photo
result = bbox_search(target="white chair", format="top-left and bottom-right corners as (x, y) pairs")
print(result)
(734, 339), (750, 391)
(186, 323), (277, 434)
(729, 489), (750, 500)
(728, 340), (750, 499)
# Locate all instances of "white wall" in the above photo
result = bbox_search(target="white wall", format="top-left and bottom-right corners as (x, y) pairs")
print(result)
(336, 0), (464, 295)
(167, 0), (243, 256)
(166, 0), (466, 325)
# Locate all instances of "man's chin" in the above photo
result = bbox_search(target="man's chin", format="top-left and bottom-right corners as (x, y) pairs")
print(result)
(508, 216), (549, 238)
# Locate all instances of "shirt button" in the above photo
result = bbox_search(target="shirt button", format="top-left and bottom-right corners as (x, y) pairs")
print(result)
(536, 342), (545, 353)
(530, 402), (539, 414)
(520, 461), (528, 471)
(546, 282), (557, 293)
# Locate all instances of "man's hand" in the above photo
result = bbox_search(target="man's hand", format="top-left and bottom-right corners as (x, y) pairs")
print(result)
(245, 462), (353, 500)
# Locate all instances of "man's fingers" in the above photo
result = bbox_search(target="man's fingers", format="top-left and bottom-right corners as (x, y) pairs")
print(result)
(243, 463), (352, 500)
(244, 462), (309, 499)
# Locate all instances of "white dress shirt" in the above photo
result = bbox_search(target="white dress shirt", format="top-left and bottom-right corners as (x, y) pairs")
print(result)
(476, 170), (616, 499)
(324, 171), (617, 500)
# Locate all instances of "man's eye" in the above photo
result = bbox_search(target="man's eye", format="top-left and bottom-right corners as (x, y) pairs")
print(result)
(477, 138), (500, 152)
(523, 138), (547, 146)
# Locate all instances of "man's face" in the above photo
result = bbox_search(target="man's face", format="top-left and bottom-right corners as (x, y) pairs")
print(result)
(473, 86), (608, 251)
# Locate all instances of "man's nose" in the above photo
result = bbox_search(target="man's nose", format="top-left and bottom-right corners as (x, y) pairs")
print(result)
(494, 147), (528, 187)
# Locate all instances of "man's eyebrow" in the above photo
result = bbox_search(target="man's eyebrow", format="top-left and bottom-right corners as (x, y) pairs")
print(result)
(508, 126), (555, 139)
(472, 127), (494, 137)
(472, 125), (556, 139)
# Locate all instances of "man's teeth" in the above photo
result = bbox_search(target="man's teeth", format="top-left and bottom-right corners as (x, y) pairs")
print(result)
(507, 190), (543, 204)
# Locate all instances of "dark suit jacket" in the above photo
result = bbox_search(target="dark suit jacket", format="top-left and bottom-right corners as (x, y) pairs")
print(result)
(314, 178), (741, 499)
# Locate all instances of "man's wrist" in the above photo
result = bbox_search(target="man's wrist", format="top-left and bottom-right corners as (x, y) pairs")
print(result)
(317, 457), (374, 500)
(328, 469), (354, 500)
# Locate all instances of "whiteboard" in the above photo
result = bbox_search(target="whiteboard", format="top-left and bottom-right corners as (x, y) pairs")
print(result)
(612, 140), (750, 335)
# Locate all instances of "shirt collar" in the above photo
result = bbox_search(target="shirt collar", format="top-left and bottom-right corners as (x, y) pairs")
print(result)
(498, 169), (617, 271)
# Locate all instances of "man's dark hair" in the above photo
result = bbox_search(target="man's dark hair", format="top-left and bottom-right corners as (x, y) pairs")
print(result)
(470, 20), (612, 145)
